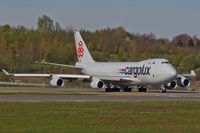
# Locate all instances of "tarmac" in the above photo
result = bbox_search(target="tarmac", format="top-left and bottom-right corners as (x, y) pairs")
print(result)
(0, 87), (199, 102)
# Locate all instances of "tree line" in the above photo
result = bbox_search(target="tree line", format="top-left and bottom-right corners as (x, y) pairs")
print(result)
(0, 15), (200, 79)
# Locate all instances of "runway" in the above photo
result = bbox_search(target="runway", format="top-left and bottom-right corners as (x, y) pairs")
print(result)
(0, 87), (199, 102)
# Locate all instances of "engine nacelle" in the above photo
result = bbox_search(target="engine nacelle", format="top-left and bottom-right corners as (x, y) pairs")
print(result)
(164, 81), (177, 89)
(177, 76), (190, 87)
(50, 75), (64, 87)
(90, 78), (104, 89)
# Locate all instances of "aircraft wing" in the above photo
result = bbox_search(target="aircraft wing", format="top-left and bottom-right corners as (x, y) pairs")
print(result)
(39, 60), (81, 68)
(120, 77), (141, 82)
(2, 69), (90, 79)
(177, 70), (197, 77)
(3, 69), (140, 82)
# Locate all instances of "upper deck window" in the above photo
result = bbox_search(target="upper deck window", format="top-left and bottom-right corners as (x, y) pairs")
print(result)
(161, 61), (169, 64)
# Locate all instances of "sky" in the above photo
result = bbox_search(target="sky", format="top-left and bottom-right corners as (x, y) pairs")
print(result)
(0, 0), (200, 39)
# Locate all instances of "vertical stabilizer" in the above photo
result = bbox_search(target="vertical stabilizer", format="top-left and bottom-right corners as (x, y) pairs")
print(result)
(74, 31), (94, 63)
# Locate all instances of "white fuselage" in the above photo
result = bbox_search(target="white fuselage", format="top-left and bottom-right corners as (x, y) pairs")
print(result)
(80, 58), (177, 86)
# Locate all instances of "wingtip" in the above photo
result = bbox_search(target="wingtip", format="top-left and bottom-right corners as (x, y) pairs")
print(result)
(36, 59), (46, 64)
(191, 70), (197, 76)
(2, 69), (9, 75)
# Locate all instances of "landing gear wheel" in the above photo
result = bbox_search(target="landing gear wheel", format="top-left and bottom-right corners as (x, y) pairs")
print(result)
(160, 87), (167, 93)
(123, 87), (132, 92)
(105, 88), (112, 92)
(138, 87), (147, 92)
(105, 87), (120, 92)
(113, 87), (120, 92)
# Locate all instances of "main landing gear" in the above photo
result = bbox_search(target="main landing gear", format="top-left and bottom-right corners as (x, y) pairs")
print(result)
(123, 87), (132, 92)
(105, 87), (120, 92)
(138, 86), (147, 92)
(105, 86), (132, 92)
(105, 85), (167, 93)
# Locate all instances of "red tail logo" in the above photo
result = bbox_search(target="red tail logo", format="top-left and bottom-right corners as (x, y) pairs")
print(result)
(77, 41), (84, 58)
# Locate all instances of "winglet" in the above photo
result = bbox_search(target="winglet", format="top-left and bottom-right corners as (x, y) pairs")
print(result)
(2, 69), (10, 76)
(34, 59), (46, 64)
(191, 70), (196, 76)
(40, 59), (46, 64)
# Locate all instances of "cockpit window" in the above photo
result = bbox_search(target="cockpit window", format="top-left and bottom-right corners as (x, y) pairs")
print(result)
(161, 61), (169, 64)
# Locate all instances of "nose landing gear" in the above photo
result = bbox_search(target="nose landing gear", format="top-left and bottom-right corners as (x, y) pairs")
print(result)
(160, 86), (167, 93)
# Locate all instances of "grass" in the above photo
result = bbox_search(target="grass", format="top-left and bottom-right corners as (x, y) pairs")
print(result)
(0, 101), (199, 133)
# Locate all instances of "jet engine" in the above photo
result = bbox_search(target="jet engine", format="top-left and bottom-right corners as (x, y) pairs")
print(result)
(164, 81), (177, 89)
(90, 77), (104, 89)
(50, 75), (64, 87)
(177, 76), (190, 87)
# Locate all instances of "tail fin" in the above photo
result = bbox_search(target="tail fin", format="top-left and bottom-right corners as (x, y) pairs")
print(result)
(74, 31), (94, 63)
